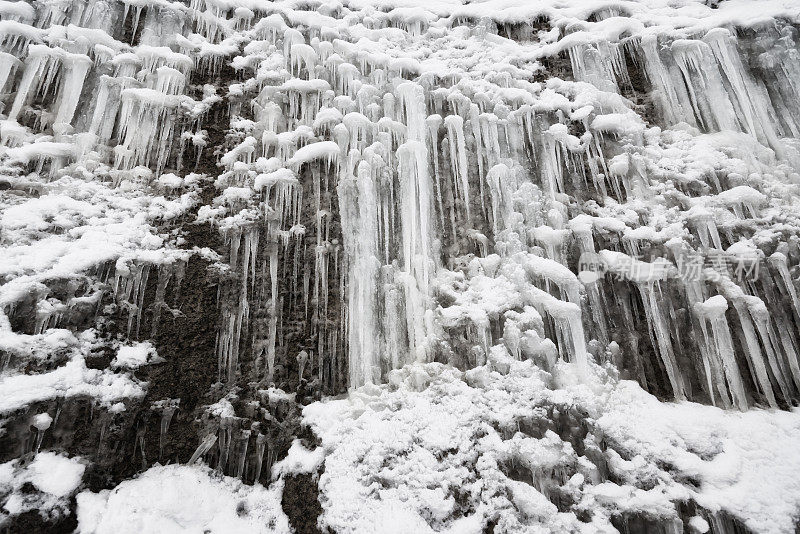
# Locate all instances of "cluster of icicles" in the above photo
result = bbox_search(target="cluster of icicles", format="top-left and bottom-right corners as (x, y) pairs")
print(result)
(3, 0), (800, 419)
(210, 1), (800, 412)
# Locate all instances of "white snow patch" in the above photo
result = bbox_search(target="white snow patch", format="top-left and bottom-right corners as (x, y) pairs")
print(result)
(272, 439), (325, 478)
(76, 464), (291, 534)
(112, 341), (157, 369)
(0, 452), (85, 519)
(305, 356), (800, 533)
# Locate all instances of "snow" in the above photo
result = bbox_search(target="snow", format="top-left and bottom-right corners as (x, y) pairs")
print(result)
(599, 250), (674, 283)
(207, 397), (237, 419)
(0, 174), (193, 307)
(4, 142), (75, 163)
(112, 342), (157, 370)
(76, 464), (291, 534)
(25, 453), (86, 498)
(1, 452), (85, 520)
(0, 354), (145, 414)
(32, 412), (52, 431)
(716, 185), (768, 207)
(271, 439), (325, 478)
(600, 384), (800, 532)
(288, 140), (340, 166)
(0, 1), (35, 21)
(689, 515), (710, 533)
(305, 356), (800, 533)
(694, 295), (729, 318)
(254, 168), (297, 191)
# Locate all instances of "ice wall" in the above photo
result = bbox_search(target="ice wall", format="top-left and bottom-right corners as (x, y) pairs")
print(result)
(3, 0), (800, 529)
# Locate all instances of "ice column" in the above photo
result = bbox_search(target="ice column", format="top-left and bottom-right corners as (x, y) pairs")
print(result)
(339, 160), (381, 388)
(396, 82), (436, 363)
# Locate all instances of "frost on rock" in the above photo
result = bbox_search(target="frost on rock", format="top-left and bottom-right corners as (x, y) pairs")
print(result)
(2, 0), (800, 531)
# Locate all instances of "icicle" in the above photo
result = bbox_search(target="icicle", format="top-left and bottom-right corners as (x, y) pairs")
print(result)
(694, 296), (748, 410)
(8, 47), (50, 121)
(524, 285), (588, 374)
(88, 76), (114, 142)
(716, 278), (778, 407)
(383, 274), (408, 371)
(236, 430), (251, 479)
(266, 245), (279, 383)
(339, 160), (381, 388)
(426, 114), (446, 230)
(32, 413), (52, 454)
(53, 55), (92, 128)
(189, 434), (218, 465)
(568, 43), (619, 93)
(397, 140), (434, 362)
(639, 282), (686, 401)
(217, 417), (234, 474)
(541, 133), (564, 199)
(253, 433), (267, 482)
(735, 300), (777, 407)
(158, 403), (178, 460)
(0, 52), (20, 94)
(769, 252), (800, 323)
(444, 114), (471, 224)
(580, 274), (609, 347)
(314, 242), (330, 384)
(115, 262), (151, 340)
(486, 163), (518, 239)
(479, 113), (502, 169)
(504, 319), (522, 360)
(703, 28), (782, 152)
(394, 82), (437, 363)
(671, 39), (738, 133)
(678, 273), (728, 407)
(150, 264), (173, 338)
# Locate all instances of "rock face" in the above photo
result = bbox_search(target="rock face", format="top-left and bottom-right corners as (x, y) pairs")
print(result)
(2, 0), (800, 532)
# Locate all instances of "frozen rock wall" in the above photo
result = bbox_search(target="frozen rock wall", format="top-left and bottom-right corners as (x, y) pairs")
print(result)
(2, 0), (800, 531)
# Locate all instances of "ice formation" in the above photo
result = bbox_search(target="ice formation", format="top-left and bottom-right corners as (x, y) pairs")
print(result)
(2, 0), (800, 531)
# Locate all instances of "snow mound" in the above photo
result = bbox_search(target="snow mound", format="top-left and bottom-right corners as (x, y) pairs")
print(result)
(305, 354), (800, 533)
(76, 464), (291, 534)
(0, 452), (86, 523)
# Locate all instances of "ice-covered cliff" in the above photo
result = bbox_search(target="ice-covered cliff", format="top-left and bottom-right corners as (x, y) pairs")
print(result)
(2, 0), (800, 532)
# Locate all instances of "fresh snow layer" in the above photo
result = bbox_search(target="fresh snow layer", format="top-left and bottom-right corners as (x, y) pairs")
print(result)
(0, 168), (193, 413)
(22, 453), (85, 497)
(0, 330), (145, 414)
(76, 464), (291, 534)
(0, 354), (144, 414)
(271, 439), (326, 478)
(305, 355), (800, 534)
(1, 452), (86, 521)
(112, 341), (158, 369)
(599, 381), (800, 533)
